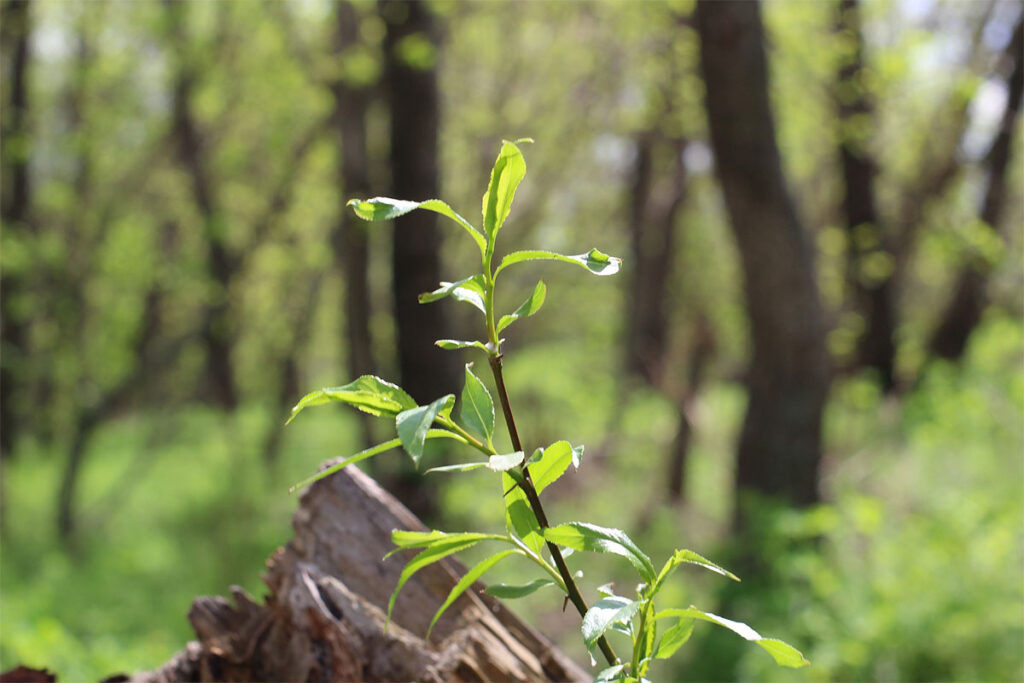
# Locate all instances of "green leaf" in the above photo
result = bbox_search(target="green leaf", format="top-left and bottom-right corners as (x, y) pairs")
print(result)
(496, 280), (546, 333)
(484, 578), (557, 599)
(396, 395), (454, 467)
(287, 375), (416, 424)
(436, 339), (490, 353)
(427, 549), (523, 636)
(653, 607), (809, 668)
(482, 140), (528, 244)
(460, 364), (494, 443)
(418, 275), (487, 314)
(388, 529), (503, 555)
(424, 451), (521, 475)
(582, 596), (640, 649)
(502, 472), (545, 557)
(488, 451), (524, 471)
(654, 618), (694, 659)
(386, 537), (482, 628)
(543, 522), (656, 583)
(594, 664), (627, 683)
(529, 440), (578, 494)
(347, 197), (485, 253)
(655, 549), (740, 590)
(494, 247), (622, 278)
(288, 438), (401, 493)
(424, 461), (488, 475)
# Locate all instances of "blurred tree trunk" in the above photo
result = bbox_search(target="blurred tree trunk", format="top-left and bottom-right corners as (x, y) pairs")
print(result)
(381, 0), (458, 406)
(625, 133), (687, 386)
(835, 0), (897, 391)
(666, 312), (714, 503)
(0, 0), (32, 460)
(331, 0), (375, 449)
(696, 0), (830, 522)
(166, 0), (238, 410)
(929, 15), (1023, 360)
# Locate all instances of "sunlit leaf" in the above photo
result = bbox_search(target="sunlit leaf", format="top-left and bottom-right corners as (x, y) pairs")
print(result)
(484, 578), (557, 599)
(418, 275), (487, 313)
(529, 440), (576, 494)
(436, 339), (490, 353)
(654, 618), (694, 659)
(347, 197), (485, 252)
(482, 140), (528, 243)
(653, 607), (809, 668)
(488, 451), (524, 471)
(386, 537), (482, 628)
(494, 247), (622, 278)
(287, 375), (416, 424)
(594, 664), (626, 683)
(427, 549), (523, 635)
(288, 438), (401, 492)
(396, 395), (454, 467)
(582, 596), (640, 649)
(503, 471), (545, 557)
(387, 529), (504, 556)
(496, 280), (546, 333)
(424, 461), (488, 475)
(652, 549), (740, 597)
(460, 364), (494, 442)
(543, 522), (656, 583)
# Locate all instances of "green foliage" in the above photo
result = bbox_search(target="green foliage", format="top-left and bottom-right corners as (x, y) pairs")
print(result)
(290, 141), (806, 678)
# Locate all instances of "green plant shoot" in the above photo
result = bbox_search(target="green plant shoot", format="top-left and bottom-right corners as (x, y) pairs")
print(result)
(288, 139), (808, 680)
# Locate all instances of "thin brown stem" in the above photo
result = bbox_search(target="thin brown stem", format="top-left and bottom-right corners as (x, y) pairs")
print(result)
(488, 353), (619, 668)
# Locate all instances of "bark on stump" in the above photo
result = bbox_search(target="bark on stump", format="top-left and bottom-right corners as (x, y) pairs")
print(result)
(128, 464), (587, 682)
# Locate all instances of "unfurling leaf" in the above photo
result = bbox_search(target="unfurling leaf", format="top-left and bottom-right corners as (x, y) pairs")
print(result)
(460, 364), (494, 442)
(497, 280), (547, 333)
(482, 140), (529, 243)
(348, 197), (485, 252)
(396, 395), (454, 467)
(287, 375), (416, 424)
(494, 247), (622, 278)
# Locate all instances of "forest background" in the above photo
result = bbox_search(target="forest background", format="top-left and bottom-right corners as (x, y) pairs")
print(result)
(1, 0), (1022, 680)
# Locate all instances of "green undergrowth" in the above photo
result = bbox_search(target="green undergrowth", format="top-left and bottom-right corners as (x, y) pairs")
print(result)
(1, 316), (1020, 680)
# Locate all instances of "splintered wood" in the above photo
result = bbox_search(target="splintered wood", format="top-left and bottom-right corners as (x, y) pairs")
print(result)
(131, 465), (586, 682)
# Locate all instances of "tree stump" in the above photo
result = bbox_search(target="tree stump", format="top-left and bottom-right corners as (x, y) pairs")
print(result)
(128, 463), (587, 682)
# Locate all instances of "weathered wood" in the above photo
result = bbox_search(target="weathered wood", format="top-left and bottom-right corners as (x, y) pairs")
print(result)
(129, 464), (587, 682)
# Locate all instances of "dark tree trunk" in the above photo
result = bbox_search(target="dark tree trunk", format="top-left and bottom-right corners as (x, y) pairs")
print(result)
(696, 0), (830, 521)
(666, 312), (714, 503)
(331, 1), (376, 449)
(625, 133), (688, 387)
(381, 0), (458, 406)
(0, 0), (32, 460)
(167, 1), (238, 410)
(835, 0), (897, 391)
(929, 15), (1023, 360)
